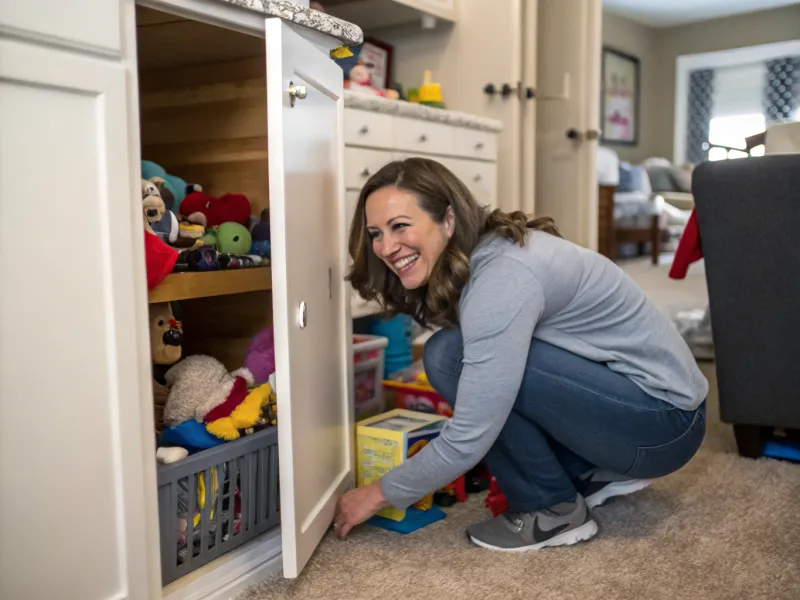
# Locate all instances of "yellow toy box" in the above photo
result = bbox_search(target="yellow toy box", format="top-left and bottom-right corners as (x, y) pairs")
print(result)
(356, 408), (448, 521)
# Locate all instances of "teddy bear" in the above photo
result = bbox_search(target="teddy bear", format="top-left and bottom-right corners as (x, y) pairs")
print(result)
(142, 179), (180, 244)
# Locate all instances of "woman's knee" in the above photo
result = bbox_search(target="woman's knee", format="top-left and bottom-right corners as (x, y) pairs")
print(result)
(422, 328), (463, 394)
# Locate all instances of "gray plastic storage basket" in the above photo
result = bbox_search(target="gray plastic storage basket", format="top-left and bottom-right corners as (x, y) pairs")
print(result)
(157, 426), (280, 585)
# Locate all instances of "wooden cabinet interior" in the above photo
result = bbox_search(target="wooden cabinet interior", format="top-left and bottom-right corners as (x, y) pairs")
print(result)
(135, 5), (273, 373)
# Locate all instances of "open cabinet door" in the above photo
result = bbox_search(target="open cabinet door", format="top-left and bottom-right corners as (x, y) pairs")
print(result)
(265, 19), (353, 579)
(535, 0), (602, 249)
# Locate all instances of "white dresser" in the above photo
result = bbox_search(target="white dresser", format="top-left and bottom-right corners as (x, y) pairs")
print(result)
(343, 91), (503, 318)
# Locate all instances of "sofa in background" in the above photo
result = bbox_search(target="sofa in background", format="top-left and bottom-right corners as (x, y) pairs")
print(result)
(692, 153), (800, 458)
(596, 149), (693, 263)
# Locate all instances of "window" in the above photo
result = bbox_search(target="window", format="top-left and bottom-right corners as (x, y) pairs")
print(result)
(707, 113), (766, 161)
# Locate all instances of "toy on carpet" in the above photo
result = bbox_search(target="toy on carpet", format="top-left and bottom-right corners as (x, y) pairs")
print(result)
(180, 191), (251, 228)
(142, 160), (202, 207)
(485, 476), (509, 517)
(356, 409), (463, 533)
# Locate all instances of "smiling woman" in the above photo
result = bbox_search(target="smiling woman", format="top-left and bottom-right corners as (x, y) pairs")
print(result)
(346, 157), (558, 328)
(338, 155), (708, 552)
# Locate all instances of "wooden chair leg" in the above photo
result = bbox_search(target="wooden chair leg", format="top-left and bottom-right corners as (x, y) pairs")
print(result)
(650, 216), (660, 265)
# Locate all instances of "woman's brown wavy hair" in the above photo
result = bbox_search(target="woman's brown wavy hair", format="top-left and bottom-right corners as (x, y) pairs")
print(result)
(346, 157), (560, 328)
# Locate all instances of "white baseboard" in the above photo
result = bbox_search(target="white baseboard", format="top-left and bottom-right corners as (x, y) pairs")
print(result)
(163, 527), (283, 600)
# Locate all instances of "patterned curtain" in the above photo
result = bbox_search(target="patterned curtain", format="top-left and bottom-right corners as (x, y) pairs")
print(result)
(764, 56), (800, 124)
(686, 69), (715, 165)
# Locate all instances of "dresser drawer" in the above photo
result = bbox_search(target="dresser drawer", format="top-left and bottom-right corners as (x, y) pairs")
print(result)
(344, 109), (394, 149)
(448, 159), (498, 210)
(393, 117), (454, 156)
(344, 148), (394, 190)
(454, 128), (498, 161)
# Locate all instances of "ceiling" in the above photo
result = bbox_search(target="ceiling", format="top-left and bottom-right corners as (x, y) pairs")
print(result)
(603, 0), (800, 28)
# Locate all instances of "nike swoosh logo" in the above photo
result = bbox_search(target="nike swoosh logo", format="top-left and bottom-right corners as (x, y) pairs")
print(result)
(533, 518), (571, 542)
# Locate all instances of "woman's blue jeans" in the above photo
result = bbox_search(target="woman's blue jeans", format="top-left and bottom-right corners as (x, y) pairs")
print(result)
(423, 328), (706, 512)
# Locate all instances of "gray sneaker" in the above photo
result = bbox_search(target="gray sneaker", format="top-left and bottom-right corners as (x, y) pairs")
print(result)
(577, 469), (654, 509)
(466, 493), (598, 552)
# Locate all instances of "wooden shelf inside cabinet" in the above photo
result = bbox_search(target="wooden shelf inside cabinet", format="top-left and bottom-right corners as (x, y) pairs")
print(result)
(148, 267), (272, 303)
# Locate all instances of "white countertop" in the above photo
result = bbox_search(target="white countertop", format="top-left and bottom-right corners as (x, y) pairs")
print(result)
(344, 90), (503, 133)
(218, 0), (363, 46)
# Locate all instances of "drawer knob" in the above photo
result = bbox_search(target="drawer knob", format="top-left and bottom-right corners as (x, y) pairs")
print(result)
(475, 142), (484, 150)
(288, 82), (307, 107)
(419, 134), (428, 142)
(361, 167), (371, 177)
(473, 174), (483, 183)
(359, 125), (369, 134)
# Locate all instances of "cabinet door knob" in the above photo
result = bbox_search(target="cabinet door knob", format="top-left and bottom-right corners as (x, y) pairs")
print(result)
(288, 82), (307, 107)
(360, 167), (371, 177)
(359, 125), (369, 134)
(419, 134), (428, 142)
(475, 142), (484, 150)
(586, 128), (602, 141)
(566, 128), (583, 141)
(473, 174), (482, 183)
(297, 301), (308, 328)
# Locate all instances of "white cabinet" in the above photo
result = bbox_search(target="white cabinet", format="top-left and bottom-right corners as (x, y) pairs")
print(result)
(342, 101), (501, 319)
(0, 35), (155, 600)
(1, 1), (355, 598)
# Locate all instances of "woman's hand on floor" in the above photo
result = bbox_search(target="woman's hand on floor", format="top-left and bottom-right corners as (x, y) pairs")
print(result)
(334, 481), (389, 539)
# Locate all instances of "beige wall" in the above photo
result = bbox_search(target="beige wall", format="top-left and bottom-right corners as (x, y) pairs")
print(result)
(653, 4), (800, 161)
(600, 11), (659, 163)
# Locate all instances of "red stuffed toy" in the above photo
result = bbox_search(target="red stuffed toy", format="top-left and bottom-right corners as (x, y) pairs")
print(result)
(180, 191), (251, 228)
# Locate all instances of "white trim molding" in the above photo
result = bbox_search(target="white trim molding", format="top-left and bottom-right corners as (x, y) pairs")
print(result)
(673, 39), (800, 165)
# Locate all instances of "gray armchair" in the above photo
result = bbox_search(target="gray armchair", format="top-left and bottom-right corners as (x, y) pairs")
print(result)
(692, 154), (800, 458)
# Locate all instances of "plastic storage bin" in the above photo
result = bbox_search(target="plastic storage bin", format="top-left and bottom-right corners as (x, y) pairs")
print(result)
(353, 334), (389, 420)
(383, 360), (453, 417)
(157, 426), (280, 585)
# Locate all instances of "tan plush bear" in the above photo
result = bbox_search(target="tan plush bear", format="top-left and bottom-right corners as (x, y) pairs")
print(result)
(142, 179), (166, 234)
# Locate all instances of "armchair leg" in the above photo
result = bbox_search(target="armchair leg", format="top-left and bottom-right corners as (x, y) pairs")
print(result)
(733, 424), (769, 458)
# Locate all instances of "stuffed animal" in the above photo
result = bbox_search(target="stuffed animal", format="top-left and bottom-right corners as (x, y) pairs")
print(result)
(234, 326), (275, 386)
(142, 160), (202, 207)
(202, 222), (252, 254)
(149, 302), (183, 432)
(249, 209), (271, 259)
(149, 302), (183, 365)
(180, 191), (251, 228)
(162, 355), (273, 442)
(142, 179), (166, 235)
(142, 179), (179, 244)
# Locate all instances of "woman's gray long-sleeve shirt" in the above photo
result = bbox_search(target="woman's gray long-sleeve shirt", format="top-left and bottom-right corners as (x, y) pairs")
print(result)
(379, 231), (708, 510)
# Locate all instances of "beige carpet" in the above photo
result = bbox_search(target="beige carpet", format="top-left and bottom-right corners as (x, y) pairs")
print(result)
(242, 260), (800, 600)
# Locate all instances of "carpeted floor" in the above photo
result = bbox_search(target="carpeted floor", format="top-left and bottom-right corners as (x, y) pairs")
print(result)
(241, 259), (800, 600)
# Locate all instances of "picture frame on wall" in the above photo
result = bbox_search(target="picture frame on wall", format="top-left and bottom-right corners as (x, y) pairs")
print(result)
(601, 47), (640, 145)
(360, 37), (393, 90)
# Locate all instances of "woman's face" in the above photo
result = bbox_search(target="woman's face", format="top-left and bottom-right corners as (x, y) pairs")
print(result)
(365, 186), (453, 290)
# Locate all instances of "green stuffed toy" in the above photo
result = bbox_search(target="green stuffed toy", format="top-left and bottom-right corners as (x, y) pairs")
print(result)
(202, 222), (252, 254)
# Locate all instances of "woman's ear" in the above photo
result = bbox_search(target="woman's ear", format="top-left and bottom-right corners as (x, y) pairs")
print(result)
(444, 205), (455, 238)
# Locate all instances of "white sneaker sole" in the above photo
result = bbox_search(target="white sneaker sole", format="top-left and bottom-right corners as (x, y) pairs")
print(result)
(585, 479), (654, 509)
(468, 519), (598, 552)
